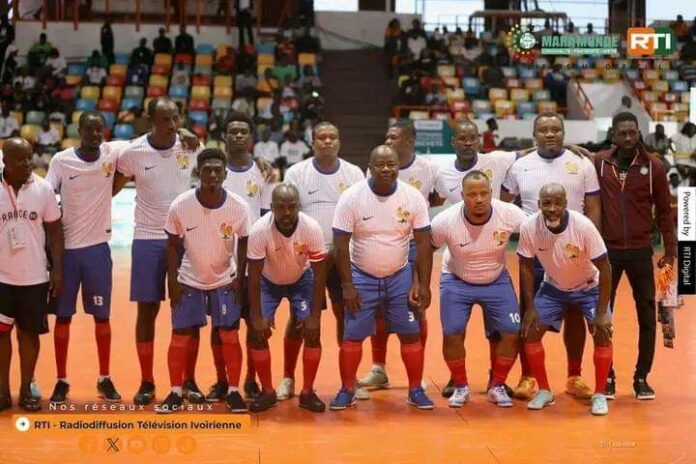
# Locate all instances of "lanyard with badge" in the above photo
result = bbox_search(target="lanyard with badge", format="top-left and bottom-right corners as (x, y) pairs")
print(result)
(610, 154), (640, 192)
(2, 174), (28, 250)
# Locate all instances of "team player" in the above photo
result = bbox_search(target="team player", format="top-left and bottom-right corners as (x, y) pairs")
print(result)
(431, 171), (526, 407)
(246, 184), (328, 413)
(330, 145), (434, 410)
(156, 148), (251, 414)
(206, 113), (273, 403)
(0, 138), (63, 412)
(518, 184), (613, 416)
(281, 122), (364, 400)
(44, 112), (130, 404)
(113, 97), (204, 406)
(359, 121), (440, 392)
(501, 113), (601, 401)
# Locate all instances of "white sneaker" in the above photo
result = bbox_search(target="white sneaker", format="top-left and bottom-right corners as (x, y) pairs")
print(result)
(357, 365), (390, 390)
(30, 378), (42, 398)
(488, 384), (514, 408)
(355, 386), (370, 400)
(448, 385), (470, 408)
(275, 378), (295, 401)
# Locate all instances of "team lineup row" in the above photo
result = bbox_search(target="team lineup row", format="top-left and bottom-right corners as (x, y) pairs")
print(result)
(0, 98), (675, 417)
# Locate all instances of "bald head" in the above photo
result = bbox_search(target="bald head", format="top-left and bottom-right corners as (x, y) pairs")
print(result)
(453, 119), (479, 137)
(2, 137), (33, 184)
(272, 183), (299, 203)
(271, 183), (300, 234)
(539, 183), (566, 200)
(3, 137), (32, 158)
(369, 145), (398, 165)
(538, 183), (567, 226)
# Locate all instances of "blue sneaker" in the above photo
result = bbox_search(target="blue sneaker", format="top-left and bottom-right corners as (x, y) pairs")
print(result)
(407, 387), (434, 410)
(591, 393), (609, 416)
(527, 390), (555, 410)
(329, 388), (356, 411)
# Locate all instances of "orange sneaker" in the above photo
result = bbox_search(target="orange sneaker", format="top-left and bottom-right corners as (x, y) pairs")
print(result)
(513, 376), (538, 400)
(565, 376), (593, 399)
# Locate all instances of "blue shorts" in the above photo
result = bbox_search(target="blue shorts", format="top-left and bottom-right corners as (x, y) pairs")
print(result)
(439, 271), (520, 337)
(343, 265), (420, 341)
(261, 269), (314, 322)
(130, 239), (167, 303)
(535, 283), (611, 332)
(55, 242), (113, 319)
(172, 284), (241, 330)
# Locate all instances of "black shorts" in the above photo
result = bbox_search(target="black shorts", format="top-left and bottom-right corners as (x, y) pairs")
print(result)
(0, 282), (50, 335)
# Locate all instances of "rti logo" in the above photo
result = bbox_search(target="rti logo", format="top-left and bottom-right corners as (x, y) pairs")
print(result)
(627, 27), (676, 56)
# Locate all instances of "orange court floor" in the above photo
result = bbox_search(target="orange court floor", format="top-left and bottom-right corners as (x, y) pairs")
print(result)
(1, 252), (694, 464)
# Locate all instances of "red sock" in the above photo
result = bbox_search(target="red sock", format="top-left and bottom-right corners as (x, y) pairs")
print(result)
(371, 317), (388, 365)
(245, 340), (256, 382)
(167, 334), (190, 388)
(283, 337), (303, 380)
(250, 348), (274, 393)
(523, 342), (550, 390)
(94, 321), (111, 377)
(567, 357), (582, 378)
(211, 343), (227, 382)
(519, 343), (531, 377)
(54, 321), (70, 379)
(185, 335), (199, 381)
(491, 355), (516, 387)
(446, 358), (468, 387)
(136, 341), (155, 383)
(400, 341), (424, 390)
(339, 340), (362, 390)
(489, 339), (498, 368)
(593, 345), (613, 393)
(301, 346), (321, 394)
(220, 330), (243, 388)
(419, 318), (428, 348)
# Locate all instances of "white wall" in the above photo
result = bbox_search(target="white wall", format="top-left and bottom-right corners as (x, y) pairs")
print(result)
(316, 11), (419, 50)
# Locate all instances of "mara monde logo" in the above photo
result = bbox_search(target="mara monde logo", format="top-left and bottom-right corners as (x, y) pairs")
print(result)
(627, 27), (676, 56)
(507, 24), (619, 57)
(506, 24), (537, 59)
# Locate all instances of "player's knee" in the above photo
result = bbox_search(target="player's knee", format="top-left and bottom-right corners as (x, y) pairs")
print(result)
(173, 327), (195, 336)
(93, 316), (108, 324)
(303, 336), (320, 348)
(210, 327), (222, 345)
(218, 327), (240, 344)
(190, 326), (200, 338)
(397, 333), (420, 345)
(57, 316), (72, 324)
(593, 333), (611, 347)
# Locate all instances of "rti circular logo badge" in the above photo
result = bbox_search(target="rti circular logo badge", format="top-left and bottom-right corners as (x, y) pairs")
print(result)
(507, 25), (536, 57)
(15, 416), (31, 432)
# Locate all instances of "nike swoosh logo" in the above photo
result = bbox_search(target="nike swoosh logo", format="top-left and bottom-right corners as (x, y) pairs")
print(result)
(308, 190), (319, 195)
(362, 216), (374, 221)
(186, 226), (199, 232)
(449, 186), (459, 192)
(538, 247), (548, 251)
(275, 247), (283, 251)
(69, 174), (80, 180)
(524, 168), (532, 172)
(144, 166), (156, 171)
(459, 242), (471, 247)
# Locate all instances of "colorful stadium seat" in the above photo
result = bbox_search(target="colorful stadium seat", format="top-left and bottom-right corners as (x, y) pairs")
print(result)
(537, 101), (558, 113)
(101, 112), (116, 128)
(213, 86), (233, 99)
(189, 99), (210, 111)
(98, 99), (119, 113)
(488, 88), (508, 102)
(155, 53), (174, 70)
(102, 86), (123, 103)
(26, 111), (46, 125)
(494, 100), (515, 117)
(109, 64), (127, 77)
(193, 74), (212, 86)
(510, 88), (530, 102)
(147, 86), (167, 98)
(188, 111), (209, 126)
(20, 124), (40, 143)
(106, 74), (126, 87)
(211, 98), (232, 111)
(168, 86), (190, 99)
(149, 74), (169, 88)
(462, 77), (481, 96)
(195, 54), (214, 67)
(66, 123), (80, 139)
(113, 124), (135, 140)
(150, 64), (169, 75)
(192, 86), (212, 100)
(214, 75), (233, 88)
(125, 86), (145, 100)
(65, 75), (82, 86)
(67, 63), (86, 76)
(298, 54), (317, 66)
(114, 53), (130, 65)
(258, 54), (275, 66)
(196, 43), (215, 55)
(120, 98), (142, 111)
(80, 86), (101, 101)
(532, 89), (551, 101)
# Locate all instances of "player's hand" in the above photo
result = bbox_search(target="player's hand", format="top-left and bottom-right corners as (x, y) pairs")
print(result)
(342, 283), (361, 313)
(49, 269), (63, 297)
(564, 144), (593, 160)
(301, 315), (321, 344)
(178, 128), (200, 151)
(229, 277), (245, 307)
(408, 279), (420, 308)
(252, 316), (273, 340)
(412, 285), (431, 313)
(591, 313), (613, 341)
(169, 280), (183, 308)
(521, 309), (539, 339)
(658, 255), (674, 269)
(254, 157), (274, 181)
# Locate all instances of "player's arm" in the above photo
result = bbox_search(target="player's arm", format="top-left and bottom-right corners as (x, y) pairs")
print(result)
(333, 232), (360, 312)
(254, 157), (274, 181)
(177, 128), (201, 151)
(112, 171), (132, 196)
(651, 162), (677, 267)
(518, 256), (537, 338)
(166, 233), (184, 308)
(500, 189), (517, 203)
(564, 144), (594, 160)
(247, 258), (272, 338)
(413, 229), (433, 311)
(44, 219), (64, 297)
(592, 255), (613, 342)
(584, 193), (602, 231)
(428, 191), (445, 207)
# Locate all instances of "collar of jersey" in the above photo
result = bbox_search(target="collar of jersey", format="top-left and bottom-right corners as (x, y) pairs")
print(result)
(147, 133), (177, 151)
(455, 154), (478, 172)
(312, 157), (340, 175)
(399, 154), (416, 170)
(461, 203), (492, 226)
(195, 187), (227, 209)
(227, 158), (254, 172)
(537, 148), (566, 160)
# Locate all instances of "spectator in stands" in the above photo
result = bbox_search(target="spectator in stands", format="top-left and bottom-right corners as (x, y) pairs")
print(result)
(670, 15), (690, 42)
(235, 67), (257, 93)
(86, 50), (109, 69)
(175, 25), (195, 55)
(258, 67), (279, 96)
(0, 82), (12, 104)
(566, 21), (575, 33)
(300, 65), (321, 88)
(171, 62), (190, 87)
(45, 48), (67, 77)
(295, 27), (320, 54)
(215, 46), (235, 75)
(254, 127), (279, 162)
(132, 107), (150, 136)
(11, 82), (27, 111)
(482, 118), (499, 153)
(86, 61), (107, 85)
(277, 36), (297, 65)
(301, 87), (324, 121)
(425, 81), (447, 106)
(28, 33), (53, 69)
(681, 61), (696, 86)
(131, 38), (153, 66)
(101, 20), (114, 64)
(680, 35), (696, 62)
(14, 67), (36, 91)
(417, 48), (437, 74)
(126, 62), (148, 86)
(51, 79), (74, 115)
(644, 124), (671, 156)
(153, 28), (173, 55)
(384, 19), (403, 77)
(36, 119), (60, 154)
(1, 45), (18, 83)
(399, 71), (424, 105)
(448, 27), (464, 48)
(0, 101), (19, 138)
(672, 122), (696, 158)
(0, 15), (15, 73)
(275, 55), (298, 85)
(545, 64), (569, 107)
(406, 28), (427, 62)
(586, 23), (595, 35)
(407, 18), (427, 41)
(614, 96), (633, 117)
(235, 0), (255, 47)
(280, 129), (310, 166)
(232, 88), (256, 118)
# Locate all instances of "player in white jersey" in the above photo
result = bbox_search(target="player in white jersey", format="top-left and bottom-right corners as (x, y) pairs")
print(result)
(432, 171), (526, 407)
(112, 97), (205, 406)
(280, 122), (364, 400)
(0, 138), (63, 412)
(359, 121), (441, 393)
(501, 112), (602, 401)
(44, 112), (131, 405)
(329, 145), (434, 411)
(518, 184), (613, 416)
(246, 184), (328, 413)
(155, 148), (251, 414)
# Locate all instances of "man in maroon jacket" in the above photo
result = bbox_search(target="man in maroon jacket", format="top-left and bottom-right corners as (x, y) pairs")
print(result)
(594, 112), (676, 401)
